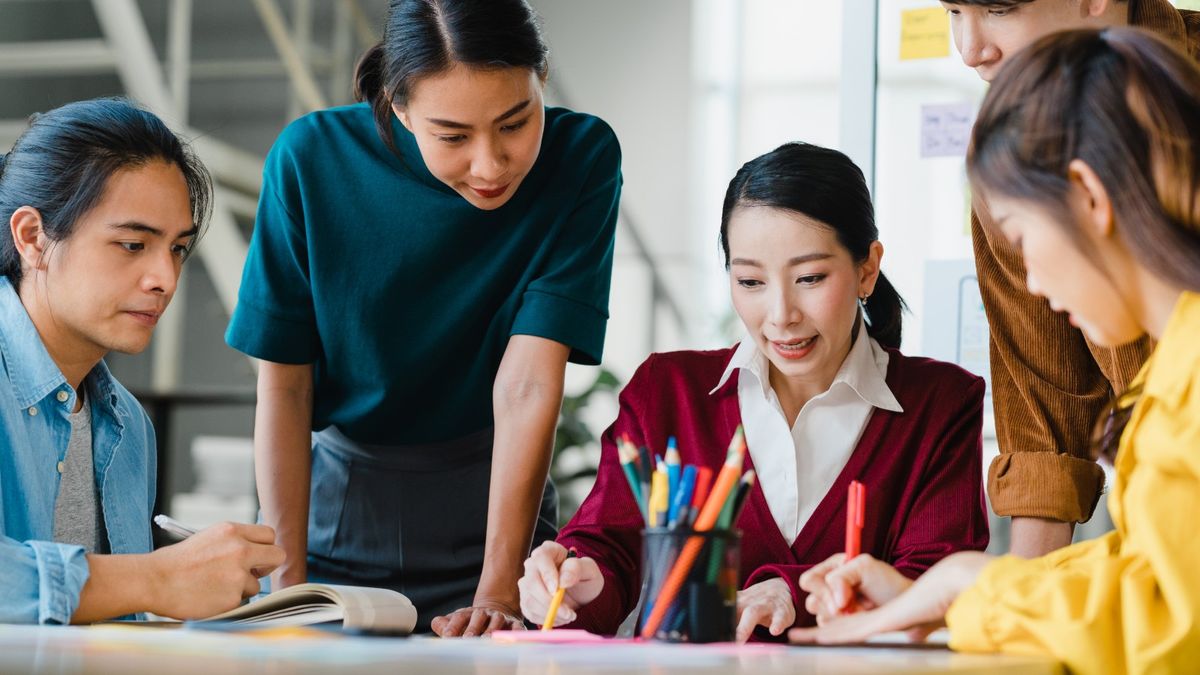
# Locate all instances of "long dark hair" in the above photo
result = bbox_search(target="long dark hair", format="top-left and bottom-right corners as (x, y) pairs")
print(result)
(0, 97), (212, 287)
(968, 27), (1200, 460)
(353, 0), (550, 150)
(719, 142), (907, 349)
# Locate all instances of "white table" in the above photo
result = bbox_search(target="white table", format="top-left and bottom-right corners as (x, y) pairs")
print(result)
(0, 625), (1063, 675)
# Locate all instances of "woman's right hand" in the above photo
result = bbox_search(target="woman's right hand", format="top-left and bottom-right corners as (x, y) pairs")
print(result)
(148, 522), (286, 620)
(799, 553), (914, 624)
(517, 541), (604, 627)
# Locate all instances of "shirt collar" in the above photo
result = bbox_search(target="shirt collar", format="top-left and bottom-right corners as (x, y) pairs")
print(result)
(710, 319), (903, 413)
(0, 277), (122, 414)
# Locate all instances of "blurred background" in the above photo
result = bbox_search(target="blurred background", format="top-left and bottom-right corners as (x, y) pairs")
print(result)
(6, 0), (1193, 550)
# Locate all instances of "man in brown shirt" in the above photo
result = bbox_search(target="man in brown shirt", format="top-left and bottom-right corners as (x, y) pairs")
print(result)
(942, 0), (1200, 557)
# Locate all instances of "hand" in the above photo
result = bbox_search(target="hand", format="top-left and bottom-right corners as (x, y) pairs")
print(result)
(431, 602), (526, 637)
(517, 541), (604, 627)
(148, 522), (285, 620)
(734, 577), (796, 643)
(789, 551), (994, 644)
(799, 553), (913, 624)
(269, 558), (307, 594)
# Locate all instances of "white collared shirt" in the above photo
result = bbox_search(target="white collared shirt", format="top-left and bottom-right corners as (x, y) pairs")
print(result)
(710, 321), (903, 544)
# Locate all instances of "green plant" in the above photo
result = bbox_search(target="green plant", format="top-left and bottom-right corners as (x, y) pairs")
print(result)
(551, 367), (622, 524)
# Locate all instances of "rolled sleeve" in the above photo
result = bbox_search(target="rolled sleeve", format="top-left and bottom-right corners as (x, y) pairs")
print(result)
(987, 451), (1105, 523)
(225, 146), (320, 365)
(972, 208), (1147, 523)
(511, 290), (608, 366)
(1, 538), (90, 625)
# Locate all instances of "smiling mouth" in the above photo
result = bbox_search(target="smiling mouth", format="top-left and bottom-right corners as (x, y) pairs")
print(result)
(772, 336), (816, 350)
(470, 183), (510, 199)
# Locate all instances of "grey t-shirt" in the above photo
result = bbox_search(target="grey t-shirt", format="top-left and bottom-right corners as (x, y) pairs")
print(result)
(53, 396), (107, 553)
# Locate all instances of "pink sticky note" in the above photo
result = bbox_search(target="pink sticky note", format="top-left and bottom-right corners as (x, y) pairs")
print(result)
(490, 629), (624, 644)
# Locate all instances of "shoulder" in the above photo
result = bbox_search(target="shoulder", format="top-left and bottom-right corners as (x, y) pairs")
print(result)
(543, 108), (621, 167)
(1183, 10), (1200, 61)
(275, 103), (374, 149)
(266, 103), (378, 171)
(884, 348), (985, 407)
(624, 347), (737, 395)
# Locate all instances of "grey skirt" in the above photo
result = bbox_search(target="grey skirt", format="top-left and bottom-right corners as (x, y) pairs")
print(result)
(305, 425), (559, 632)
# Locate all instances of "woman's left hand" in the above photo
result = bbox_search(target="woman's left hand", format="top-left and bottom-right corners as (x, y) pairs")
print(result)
(735, 577), (797, 643)
(788, 551), (994, 644)
(431, 601), (526, 637)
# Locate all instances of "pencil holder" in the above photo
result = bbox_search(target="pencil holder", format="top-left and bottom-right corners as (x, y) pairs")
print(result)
(638, 527), (740, 643)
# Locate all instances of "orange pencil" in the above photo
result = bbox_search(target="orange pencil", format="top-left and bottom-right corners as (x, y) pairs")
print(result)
(844, 480), (865, 559)
(640, 426), (746, 638)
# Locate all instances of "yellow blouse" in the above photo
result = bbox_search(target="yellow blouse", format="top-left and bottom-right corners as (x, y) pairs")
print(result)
(947, 291), (1200, 674)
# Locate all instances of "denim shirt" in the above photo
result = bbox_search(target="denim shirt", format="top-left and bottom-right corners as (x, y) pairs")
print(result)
(0, 278), (156, 624)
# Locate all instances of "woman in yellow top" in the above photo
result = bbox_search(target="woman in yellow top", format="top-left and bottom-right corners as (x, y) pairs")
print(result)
(788, 27), (1200, 674)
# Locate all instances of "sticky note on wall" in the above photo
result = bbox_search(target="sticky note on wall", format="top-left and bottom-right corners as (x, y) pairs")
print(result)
(920, 102), (975, 157)
(900, 7), (950, 61)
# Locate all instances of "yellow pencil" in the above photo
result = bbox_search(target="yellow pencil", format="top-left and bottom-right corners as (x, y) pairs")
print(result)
(542, 547), (578, 630)
(648, 467), (669, 528)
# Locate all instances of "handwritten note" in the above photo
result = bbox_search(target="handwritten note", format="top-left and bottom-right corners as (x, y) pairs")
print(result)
(900, 7), (950, 61)
(920, 102), (975, 158)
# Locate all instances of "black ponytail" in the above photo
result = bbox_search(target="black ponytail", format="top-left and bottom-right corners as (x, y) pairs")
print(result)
(352, 0), (549, 150)
(864, 272), (904, 349)
(353, 43), (392, 147)
(0, 98), (212, 287)
(719, 142), (907, 349)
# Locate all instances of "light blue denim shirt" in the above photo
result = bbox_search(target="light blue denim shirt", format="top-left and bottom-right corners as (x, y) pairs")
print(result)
(0, 278), (156, 624)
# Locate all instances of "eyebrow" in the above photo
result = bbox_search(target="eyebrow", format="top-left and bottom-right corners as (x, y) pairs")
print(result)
(426, 100), (532, 130)
(109, 221), (199, 239)
(730, 253), (834, 267)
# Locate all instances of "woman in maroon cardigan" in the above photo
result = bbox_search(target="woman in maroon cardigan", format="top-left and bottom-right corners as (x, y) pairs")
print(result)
(518, 142), (989, 642)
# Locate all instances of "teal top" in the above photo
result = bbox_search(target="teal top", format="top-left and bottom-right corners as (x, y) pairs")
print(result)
(226, 103), (621, 444)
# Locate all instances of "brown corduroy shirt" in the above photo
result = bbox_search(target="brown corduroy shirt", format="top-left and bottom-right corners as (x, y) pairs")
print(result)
(977, 0), (1200, 524)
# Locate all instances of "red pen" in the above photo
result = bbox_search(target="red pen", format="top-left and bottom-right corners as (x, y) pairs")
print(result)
(687, 466), (714, 527)
(844, 480), (865, 559)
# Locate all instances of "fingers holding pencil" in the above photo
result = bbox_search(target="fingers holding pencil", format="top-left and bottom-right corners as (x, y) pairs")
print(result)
(518, 542), (604, 628)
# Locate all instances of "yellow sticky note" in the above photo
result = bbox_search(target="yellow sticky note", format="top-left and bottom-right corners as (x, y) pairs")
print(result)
(900, 7), (950, 61)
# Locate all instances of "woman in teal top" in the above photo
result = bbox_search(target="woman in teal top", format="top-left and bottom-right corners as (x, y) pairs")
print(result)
(226, 0), (621, 636)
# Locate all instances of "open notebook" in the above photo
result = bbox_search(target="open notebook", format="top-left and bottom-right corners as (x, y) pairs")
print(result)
(198, 584), (417, 634)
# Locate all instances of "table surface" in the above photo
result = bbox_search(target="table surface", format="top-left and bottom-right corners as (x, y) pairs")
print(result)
(0, 625), (1063, 675)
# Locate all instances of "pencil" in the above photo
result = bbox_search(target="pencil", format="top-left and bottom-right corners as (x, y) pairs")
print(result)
(617, 442), (644, 520)
(668, 465), (697, 528)
(542, 547), (578, 630)
(665, 436), (681, 520)
(648, 467), (669, 528)
(707, 470), (756, 583)
(640, 426), (746, 638)
(687, 466), (714, 527)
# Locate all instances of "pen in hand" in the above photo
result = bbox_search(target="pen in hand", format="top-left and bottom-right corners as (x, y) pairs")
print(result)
(154, 514), (199, 540)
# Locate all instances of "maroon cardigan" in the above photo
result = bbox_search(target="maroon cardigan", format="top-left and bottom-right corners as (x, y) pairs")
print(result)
(557, 345), (989, 637)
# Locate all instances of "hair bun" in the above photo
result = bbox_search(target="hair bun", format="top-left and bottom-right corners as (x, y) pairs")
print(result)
(353, 43), (386, 104)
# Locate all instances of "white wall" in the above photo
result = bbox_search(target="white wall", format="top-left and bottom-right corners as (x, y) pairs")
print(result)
(531, 0), (698, 388)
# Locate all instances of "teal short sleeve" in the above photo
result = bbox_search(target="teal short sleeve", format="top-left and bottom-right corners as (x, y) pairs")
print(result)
(511, 132), (621, 366)
(225, 139), (320, 365)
